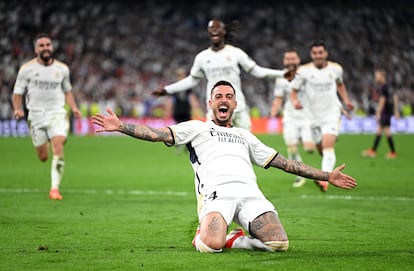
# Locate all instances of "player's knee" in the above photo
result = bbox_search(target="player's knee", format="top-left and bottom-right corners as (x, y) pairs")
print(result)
(303, 143), (315, 153)
(264, 240), (289, 252)
(194, 235), (223, 253)
(37, 153), (48, 162)
(287, 145), (298, 154)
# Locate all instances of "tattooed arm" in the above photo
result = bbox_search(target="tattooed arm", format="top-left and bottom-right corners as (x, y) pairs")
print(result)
(269, 153), (357, 190)
(92, 108), (174, 145)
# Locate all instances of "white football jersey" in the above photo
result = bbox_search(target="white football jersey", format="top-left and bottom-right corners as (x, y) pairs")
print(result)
(291, 61), (342, 122)
(169, 120), (278, 195)
(13, 58), (72, 113)
(190, 45), (258, 111)
(273, 77), (312, 122)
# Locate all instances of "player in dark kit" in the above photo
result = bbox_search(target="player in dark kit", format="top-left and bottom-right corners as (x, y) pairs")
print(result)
(362, 69), (400, 159)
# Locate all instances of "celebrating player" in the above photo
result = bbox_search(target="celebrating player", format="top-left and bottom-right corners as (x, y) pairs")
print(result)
(92, 80), (357, 253)
(152, 19), (287, 131)
(271, 49), (315, 187)
(290, 40), (354, 192)
(12, 33), (82, 200)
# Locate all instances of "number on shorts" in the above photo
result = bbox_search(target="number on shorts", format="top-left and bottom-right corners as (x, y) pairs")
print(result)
(208, 191), (218, 201)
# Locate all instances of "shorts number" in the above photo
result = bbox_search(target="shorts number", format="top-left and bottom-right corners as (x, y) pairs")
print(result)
(208, 191), (218, 201)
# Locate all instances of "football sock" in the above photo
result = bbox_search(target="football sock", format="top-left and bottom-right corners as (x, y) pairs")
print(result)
(194, 235), (222, 253)
(231, 236), (271, 251)
(287, 146), (302, 162)
(264, 240), (289, 251)
(322, 148), (336, 172)
(51, 156), (64, 189)
(387, 136), (395, 152)
(287, 146), (302, 179)
(372, 135), (382, 151)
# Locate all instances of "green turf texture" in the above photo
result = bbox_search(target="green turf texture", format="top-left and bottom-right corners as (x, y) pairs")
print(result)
(1, 134), (413, 270)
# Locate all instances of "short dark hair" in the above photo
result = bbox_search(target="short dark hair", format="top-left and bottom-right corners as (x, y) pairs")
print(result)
(284, 48), (299, 54)
(310, 40), (327, 50)
(33, 33), (51, 46)
(210, 80), (236, 95)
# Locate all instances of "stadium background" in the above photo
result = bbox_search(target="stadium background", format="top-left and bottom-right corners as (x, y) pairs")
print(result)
(0, 0), (413, 135)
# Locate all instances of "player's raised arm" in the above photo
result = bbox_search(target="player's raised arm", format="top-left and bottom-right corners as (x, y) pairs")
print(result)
(269, 153), (357, 190)
(92, 108), (174, 144)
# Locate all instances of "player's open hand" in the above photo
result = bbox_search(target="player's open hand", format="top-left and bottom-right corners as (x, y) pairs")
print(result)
(72, 108), (82, 118)
(283, 70), (295, 81)
(346, 102), (354, 111)
(328, 164), (357, 189)
(292, 100), (303, 110)
(151, 88), (167, 97)
(14, 109), (25, 120)
(92, 108), (122, 133)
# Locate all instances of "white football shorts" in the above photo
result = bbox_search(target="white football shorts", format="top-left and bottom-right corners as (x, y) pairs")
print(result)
(282, 119), (313, 146)
(28, 111), (69, 147)
(197, 183), (278, 231)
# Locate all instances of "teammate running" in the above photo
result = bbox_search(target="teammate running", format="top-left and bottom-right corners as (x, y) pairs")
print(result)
(12, 33), (81, 200)
(152, 19), (287, 130)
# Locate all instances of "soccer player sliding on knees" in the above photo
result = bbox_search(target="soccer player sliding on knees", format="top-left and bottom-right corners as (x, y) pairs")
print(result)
(92, 80), (357, 253)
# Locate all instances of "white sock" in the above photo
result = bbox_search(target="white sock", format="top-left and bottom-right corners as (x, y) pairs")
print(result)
(322, 148), (336, 172)
(51, 156), (64, 190)
(231, 236), (272, 251)
(194, 235), (222, 253)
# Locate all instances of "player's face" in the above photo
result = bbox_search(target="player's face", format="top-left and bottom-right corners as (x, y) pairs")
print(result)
(283, 51), (300, 71)
(209, 85), (237, 127)
(35, 37), (54, 63)
(375, 71), (386, 85)
(207, 20), (226, 45)
(310, 46), (328, 68)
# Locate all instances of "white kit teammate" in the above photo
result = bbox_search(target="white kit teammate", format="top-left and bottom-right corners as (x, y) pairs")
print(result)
(92, 80), (357, 253)
(271, 49), (315, 187)
(152, 19), (287, 131)
(290, 40), (354, 192)
(12, 33), (81, 200)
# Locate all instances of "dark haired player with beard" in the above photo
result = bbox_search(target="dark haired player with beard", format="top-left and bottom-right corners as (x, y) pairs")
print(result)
(93, 80), (357, 253)
(152, 19), (287, 131)
(290, 40), (354, 192)
(271, 49), (315, 188)
(12, 33), (81, 200)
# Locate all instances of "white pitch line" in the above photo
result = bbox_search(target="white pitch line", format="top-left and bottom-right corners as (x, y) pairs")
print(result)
(0, 188), (188, 197)
(300, 194), (414, 202)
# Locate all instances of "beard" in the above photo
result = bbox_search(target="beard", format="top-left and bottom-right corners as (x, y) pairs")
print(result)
(39, 50), (53, 63)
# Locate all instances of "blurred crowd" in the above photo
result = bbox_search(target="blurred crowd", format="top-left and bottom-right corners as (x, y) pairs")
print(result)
(1, 0), (413, 120)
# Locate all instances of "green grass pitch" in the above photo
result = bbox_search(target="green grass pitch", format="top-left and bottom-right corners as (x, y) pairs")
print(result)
(0, 133), (413, 270)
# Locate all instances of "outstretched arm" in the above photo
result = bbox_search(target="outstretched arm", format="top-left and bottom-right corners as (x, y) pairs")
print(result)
(269, 153), (357, 190)
(92, 108), (174, 144)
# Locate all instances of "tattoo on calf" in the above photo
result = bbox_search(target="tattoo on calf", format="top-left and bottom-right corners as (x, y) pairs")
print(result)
(208, 217), (221, 232)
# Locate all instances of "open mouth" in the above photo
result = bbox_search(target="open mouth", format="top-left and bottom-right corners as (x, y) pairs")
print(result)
(210, 33), (220, 41)
(218, 106), (229, 117)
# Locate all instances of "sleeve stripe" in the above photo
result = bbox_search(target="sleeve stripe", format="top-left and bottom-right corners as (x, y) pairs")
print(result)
(264, 152), (278, 169)
(164, 127), (176, 147)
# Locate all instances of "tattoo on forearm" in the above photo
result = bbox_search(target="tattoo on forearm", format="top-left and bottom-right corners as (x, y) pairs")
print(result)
(120, 123), (137, 137)
(271, 155), (329, 181)
(120, 123), (172, 143)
